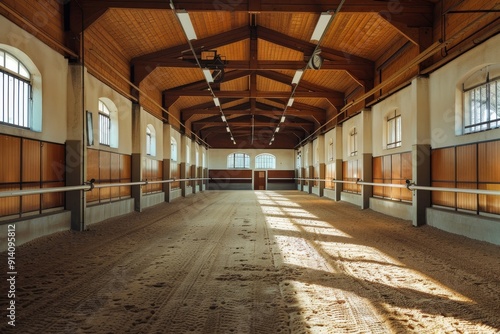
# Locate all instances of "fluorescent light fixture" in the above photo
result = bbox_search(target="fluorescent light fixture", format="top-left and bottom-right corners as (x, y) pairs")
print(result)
(269, 142), (272, 145)
(214, 97), (220, 106)
(311, 12), (332, 42)
(271, 137), (275, 142)
(203, 69), (213, 83)
(226, 126), (230, 132)
(233, 140), (236, 145)
(230, 136), (234, 141)
(287, 98), (295, 107)
(221, 115), (226, 122)
(291, 70), (303, 85)
(276, 127), (280, 133)
(280, 116), (286, 123)
(177, 10), (197, 40)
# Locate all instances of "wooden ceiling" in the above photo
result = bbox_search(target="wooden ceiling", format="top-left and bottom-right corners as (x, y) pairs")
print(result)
(60, 0), (498, 149)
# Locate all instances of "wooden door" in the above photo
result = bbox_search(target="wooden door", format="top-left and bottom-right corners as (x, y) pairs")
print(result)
(254, 171), (266, 190)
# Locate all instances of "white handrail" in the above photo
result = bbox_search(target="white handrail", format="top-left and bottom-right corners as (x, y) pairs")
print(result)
(0, 178), (212, 198)
(294, 178), (500, 196)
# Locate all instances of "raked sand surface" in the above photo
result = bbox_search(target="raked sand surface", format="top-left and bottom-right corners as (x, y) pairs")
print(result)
(1, 190), (499, 333)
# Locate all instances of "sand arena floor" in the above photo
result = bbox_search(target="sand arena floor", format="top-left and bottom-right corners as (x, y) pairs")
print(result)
(1, 190), (499, 333)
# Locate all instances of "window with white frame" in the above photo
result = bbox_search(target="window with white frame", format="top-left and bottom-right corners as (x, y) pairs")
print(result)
(98, 99), (111, 146)
(328, 138), (334, 161)
(255, 153), (276, 169)
(186, 145), (190, 164)
(463, 69), (500, 134)
(146, 125), (156, 156)
(171, 137), (178, 161)
(296, 151), (301, 169)
(386, 110), (402, 149)
(0, 49), (31, 128)
(349, 127), (358, 156)
(227, 153), (250, 168)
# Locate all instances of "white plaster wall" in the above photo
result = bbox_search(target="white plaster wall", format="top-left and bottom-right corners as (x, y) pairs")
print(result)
(85, 74), (133, 154)
(371, 86), (414, 157)
(429, 34), (500, 149)
(208, 149), (295, 170)
(0, 16), (68, 144)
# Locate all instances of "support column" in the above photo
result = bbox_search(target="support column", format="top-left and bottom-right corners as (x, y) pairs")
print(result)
(191, 165), (197, 194)
(361, 153), (373, 209)
(308, 166), (314, 194)
(163, 159), (172, 202)
(131, 103), (143, 212)
(334, 159), (343, 201)
(131, 153), (143, 212)
(181, 162), (187, 197)
(412, 144), (431, 226)
(318, 163), (325, 197)
(198, 166), (203, 192)
(300, 167), (306, 191)
(66, 140), (84, 231)
(66, 64), (85, 231)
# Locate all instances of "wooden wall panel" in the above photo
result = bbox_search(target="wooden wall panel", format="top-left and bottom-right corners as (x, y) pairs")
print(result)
(268, 170), (295, 183)
(22, 139), (41, 182)
(42, 142), (65, 181)
(43, 181), (65, 209)
(479, 184), (500, 215)
(21, 184), (40, 213)
(478, 141), (500, 183)
(209, 169), (252, 183)
(342, 160), (360, 193)
(171, 163), (180, 189)
(0, 135), (20, 183)
(86, 149), (100, 202)
(431, 147), (455, 181)
(325, 163), (335, 189)
(0, 185), (20, 217)
(401, 152), (412, 180)
(457, 144), (477, 182)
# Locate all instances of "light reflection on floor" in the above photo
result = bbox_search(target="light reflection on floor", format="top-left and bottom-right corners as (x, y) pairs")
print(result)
(256, 191), (489, 333)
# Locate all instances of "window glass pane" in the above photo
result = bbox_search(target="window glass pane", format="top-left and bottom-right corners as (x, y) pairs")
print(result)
(171, 138), (178, 161)
(0, 50), (31, 129)
(255, 154), (276, 169)
(19, 64), (29, 79)
(5, 53), (18, 73)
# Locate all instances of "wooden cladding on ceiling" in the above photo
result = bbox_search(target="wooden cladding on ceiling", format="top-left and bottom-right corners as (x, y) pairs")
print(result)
(0, 134), (65, 218)
(86, 149), (132, 204)
(431, 140), (500, 215)
(373, 152), (412, 202)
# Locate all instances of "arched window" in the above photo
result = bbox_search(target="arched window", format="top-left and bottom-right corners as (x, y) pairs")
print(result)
(98, 100), (111, 146)
(349, 127), (358, 156)
(462, 64), (500, 134)
(171, 137), (178, 161)
(227, 153), (250, 168)
(146, 124), (156, 156)
(0, 49), (31, 128)
(186, 145), (190, 164)
(386, 110), (401, 149)
(98, 98), (118, 148)
(255, 153), (276, 169)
